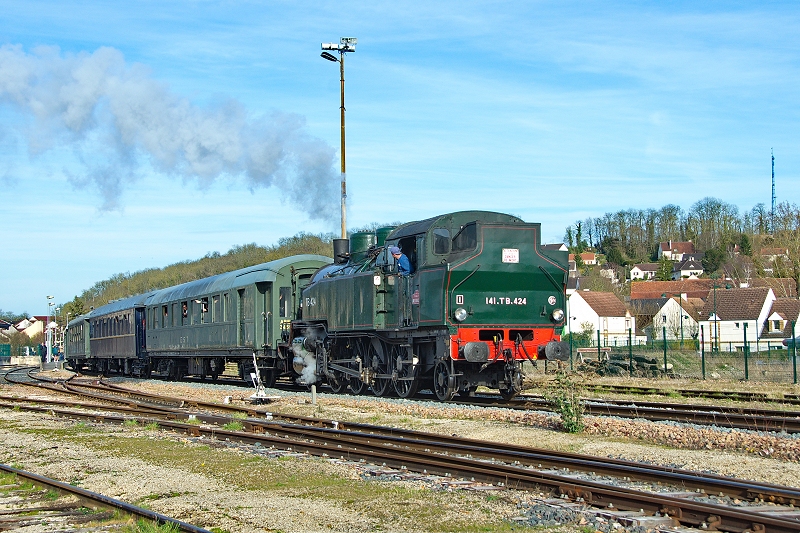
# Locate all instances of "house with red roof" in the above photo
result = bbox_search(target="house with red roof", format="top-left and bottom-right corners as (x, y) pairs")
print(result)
(659, 241), (695, 261)
(567, 290), (639, 345)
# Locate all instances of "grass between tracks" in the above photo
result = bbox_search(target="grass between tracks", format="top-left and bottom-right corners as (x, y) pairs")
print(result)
(3, 419), (555, 533)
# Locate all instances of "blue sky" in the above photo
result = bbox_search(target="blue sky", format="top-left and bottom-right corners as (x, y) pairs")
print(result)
(2, 1), (798, 315)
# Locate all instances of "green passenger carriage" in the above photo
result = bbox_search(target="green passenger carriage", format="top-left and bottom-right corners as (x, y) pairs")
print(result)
(65, 255), (331, 381)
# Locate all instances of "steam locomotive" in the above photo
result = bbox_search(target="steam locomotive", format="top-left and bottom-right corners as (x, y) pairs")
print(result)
(65, 210), (568, 401)
(288, 210), (569, 400)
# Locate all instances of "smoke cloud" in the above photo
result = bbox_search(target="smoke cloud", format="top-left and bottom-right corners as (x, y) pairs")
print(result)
(0, 44), (338, 221)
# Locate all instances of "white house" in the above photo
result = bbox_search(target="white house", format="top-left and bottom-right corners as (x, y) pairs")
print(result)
(660, 241), (695, 261)
(698, 287), (775, 352)
(567, 290), (637, 345)
(630, 263), (659, 281)
(671, 259), (704, 280)
(648, 295), (700, 343)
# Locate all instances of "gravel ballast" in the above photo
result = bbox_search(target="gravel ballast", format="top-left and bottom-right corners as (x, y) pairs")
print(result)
(3, 376), (800, 532)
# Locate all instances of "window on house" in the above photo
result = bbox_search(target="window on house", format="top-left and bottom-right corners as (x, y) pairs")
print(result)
(772, 320), (784, 332)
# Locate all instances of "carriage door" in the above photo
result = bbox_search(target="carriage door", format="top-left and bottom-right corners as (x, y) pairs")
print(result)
(256, 282), (271, 350)
(238, 287), (255, 347)
(134, 307), (146, 357)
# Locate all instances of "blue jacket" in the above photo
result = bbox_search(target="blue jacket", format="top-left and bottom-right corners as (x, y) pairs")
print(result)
(397, 253), (412, 276)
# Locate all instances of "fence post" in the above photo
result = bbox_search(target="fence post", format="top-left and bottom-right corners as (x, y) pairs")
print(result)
(596, 330), (601, 362)
(793, 320), (797, 385)
(628, 328), (633, 377)
(743, 322), (749, 381)
(701, 325), (706, 380)
(662, 325), (668, 377)
(568, 332), (573, 371)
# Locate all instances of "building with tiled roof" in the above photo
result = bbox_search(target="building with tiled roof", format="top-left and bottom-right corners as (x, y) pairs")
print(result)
(630, 295), (700, 343)
(671, 259), (704, 280)
(759, 298), (800, 343)
(631, 279), (719, 301)
(660, 241), (695, 261)
(698, 287), (775, 352)
(567, 291), (637, 344)
(630, 263), (659, 281)
(568, 252), (597, 265)
(746, 278), (797, 298)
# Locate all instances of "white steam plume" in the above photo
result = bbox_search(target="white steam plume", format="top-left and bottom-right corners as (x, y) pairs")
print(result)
(0, 44), (338, 221)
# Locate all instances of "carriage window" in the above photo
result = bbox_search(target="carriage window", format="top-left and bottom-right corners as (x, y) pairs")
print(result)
(452, 223), (477, 252)
(433, 228), (450, 254)
(172, 303), (179, 327)
(213, 295), (221, 323)
(181, 301), (189, 326)
(162, 305), (169, 328)
(192, 301), (201, 325)
(223, 293), (230, 322)
(200, 297), (209, 323)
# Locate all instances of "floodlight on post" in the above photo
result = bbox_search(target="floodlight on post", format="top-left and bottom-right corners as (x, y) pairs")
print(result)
(320, 37), (357, 239)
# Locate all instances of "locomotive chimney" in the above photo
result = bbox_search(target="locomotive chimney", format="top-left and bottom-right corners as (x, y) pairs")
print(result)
(332, 238), (350, 264)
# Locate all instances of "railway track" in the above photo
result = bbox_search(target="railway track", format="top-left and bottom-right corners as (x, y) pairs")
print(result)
(0, 463), (211, 532)
(7, 365), (800, 435)
(3, 379), (800, 532)
(583, 382), (800, 406)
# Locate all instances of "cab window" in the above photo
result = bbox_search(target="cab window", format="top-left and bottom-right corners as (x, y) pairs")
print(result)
(452, 223), (477, 252)
(433, 228), (450, 254)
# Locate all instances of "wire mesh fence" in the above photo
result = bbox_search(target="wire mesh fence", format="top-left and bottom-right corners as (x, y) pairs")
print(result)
(525, 328), (800, 384)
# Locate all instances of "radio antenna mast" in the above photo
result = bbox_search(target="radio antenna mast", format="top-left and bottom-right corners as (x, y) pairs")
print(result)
(771, 148), (775, 234)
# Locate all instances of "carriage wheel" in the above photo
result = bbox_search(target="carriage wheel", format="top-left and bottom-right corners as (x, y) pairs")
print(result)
(433, 360), (455, 401)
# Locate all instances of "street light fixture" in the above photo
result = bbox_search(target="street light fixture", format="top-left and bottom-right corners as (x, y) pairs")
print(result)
(320, 37), (357, 239)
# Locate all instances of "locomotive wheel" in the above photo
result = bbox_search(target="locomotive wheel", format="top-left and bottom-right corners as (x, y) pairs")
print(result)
(499, 387), (518, 401)
(368, 339), (392, 397)
(349, 378), (367, 395)
(328, 374), (346, 394)
(433, 360), (456, 401)
(393, 346), (419, 398)
(500, 368), (524, 400)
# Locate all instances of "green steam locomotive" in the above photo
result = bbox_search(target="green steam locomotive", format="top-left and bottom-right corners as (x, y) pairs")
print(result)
(288, 210), (569, 400)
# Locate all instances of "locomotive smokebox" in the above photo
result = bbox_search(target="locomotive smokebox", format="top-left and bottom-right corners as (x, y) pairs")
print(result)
(333, 239), (350, 264)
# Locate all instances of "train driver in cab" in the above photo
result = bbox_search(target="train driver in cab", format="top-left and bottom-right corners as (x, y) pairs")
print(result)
(390, 246), (412, 276)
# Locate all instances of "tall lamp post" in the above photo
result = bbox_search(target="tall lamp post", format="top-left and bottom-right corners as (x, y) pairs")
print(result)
(321, 37), (357, 239)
